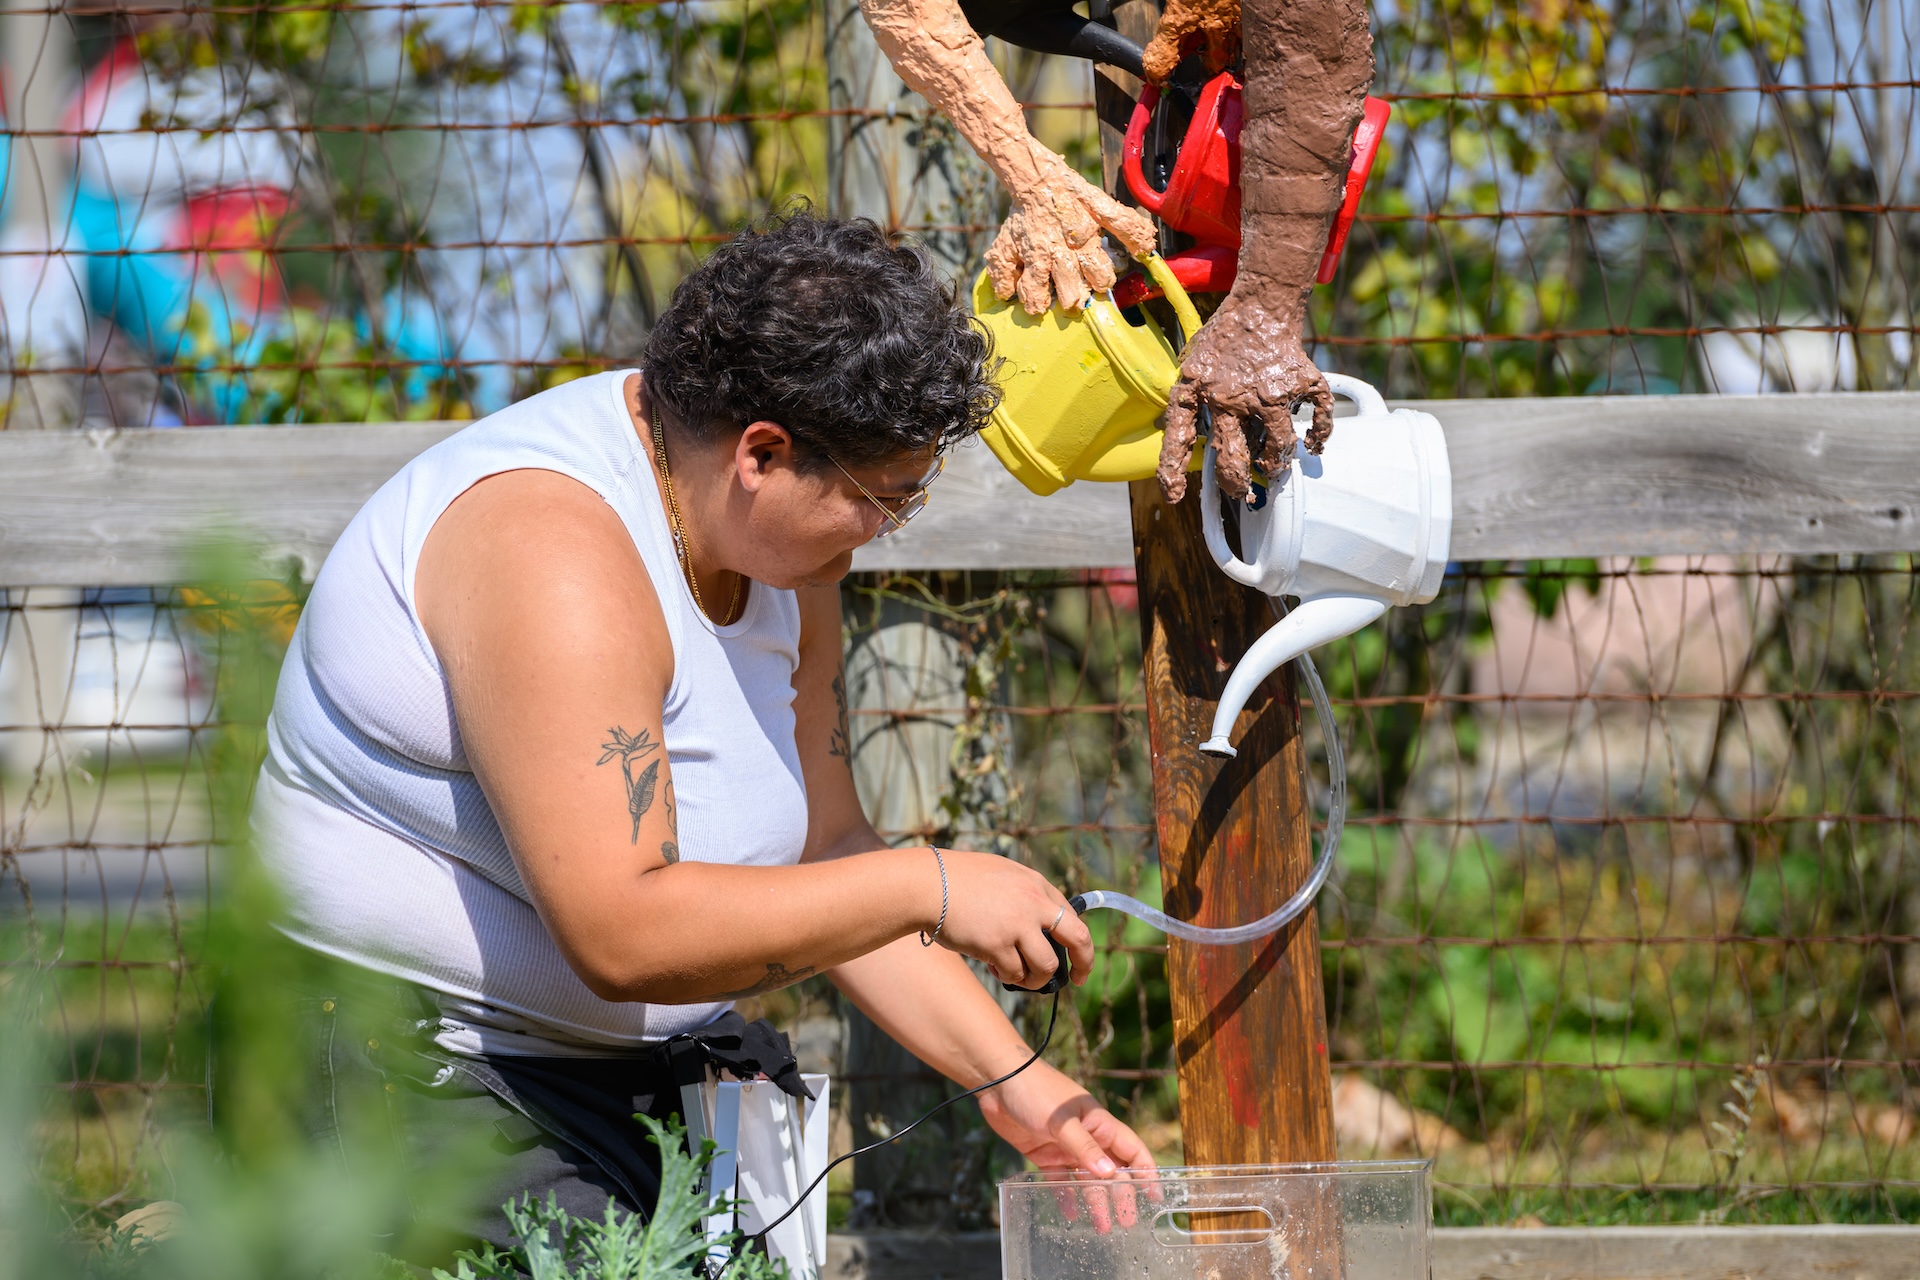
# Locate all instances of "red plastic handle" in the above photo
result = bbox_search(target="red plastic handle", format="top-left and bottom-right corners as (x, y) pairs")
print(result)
(1111, 244), (1238, 309)
(1316, 96), (1391, 285)
(1120, 82), (1167, 215)
(1121, 91), (1388, 291)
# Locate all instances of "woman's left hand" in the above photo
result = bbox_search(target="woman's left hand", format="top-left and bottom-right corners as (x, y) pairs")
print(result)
(978, 1060), (1156, 1177)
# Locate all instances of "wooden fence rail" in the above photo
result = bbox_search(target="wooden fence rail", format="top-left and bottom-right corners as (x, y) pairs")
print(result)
(2, 391), (1917, 586)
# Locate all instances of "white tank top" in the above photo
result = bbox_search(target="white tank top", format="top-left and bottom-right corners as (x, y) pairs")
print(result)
(253, 371), (810, 1056)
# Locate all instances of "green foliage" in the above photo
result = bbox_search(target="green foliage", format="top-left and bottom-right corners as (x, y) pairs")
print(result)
(136, 549), (480, 1278)
(1072, 875), (1178, 1118)
(997, 574), (1174, 1115)
(1518, 560), (1601, 621)
(434, 1117), (788, 1280)
(1322, 0), (1916, 395)
(138, 4), (481, 422)
(136, 0), (842, 419)
(188, 550), (332, 1168)
(1327, 827), (1712, 1133)
(208, 306), (474, 425)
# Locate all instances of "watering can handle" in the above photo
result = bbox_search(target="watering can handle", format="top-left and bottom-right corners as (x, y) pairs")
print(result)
(1135, 252), (1204, 343)
(1120, 83), (1167, 216)
(1321, 372), (1389, 417)
(1197, 435), (1267, 589)
(1196, 374), (1389, 589)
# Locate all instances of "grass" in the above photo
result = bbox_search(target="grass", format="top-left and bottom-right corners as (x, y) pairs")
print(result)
(1426, 1116), (1920, 1225)
(3, 908), (211, 1213)
(1432, 1185), (1920, 1227)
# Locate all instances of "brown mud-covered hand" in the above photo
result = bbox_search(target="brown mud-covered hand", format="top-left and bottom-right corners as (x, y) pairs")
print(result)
(1157, 290), (1330, 503)
(1142, 0), (1242, 85)
(1157, 0), (1372, 502)
(861, 0), (1156, 314)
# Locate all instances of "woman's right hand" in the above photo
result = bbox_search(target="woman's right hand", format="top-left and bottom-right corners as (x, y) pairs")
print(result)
(928, 847), (1092, 989)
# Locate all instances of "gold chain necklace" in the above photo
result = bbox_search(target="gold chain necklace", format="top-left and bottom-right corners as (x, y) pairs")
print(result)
(649, 415), (742, 627)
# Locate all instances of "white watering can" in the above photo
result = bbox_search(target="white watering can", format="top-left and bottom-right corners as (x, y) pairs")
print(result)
(1197, 373), (1452, 758)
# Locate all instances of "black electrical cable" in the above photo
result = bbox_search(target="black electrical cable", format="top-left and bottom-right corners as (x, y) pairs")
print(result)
(714, 981), (1064, 1277)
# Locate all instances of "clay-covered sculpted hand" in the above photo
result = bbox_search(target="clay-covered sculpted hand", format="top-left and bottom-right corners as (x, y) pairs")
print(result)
(1155, 0), (1373, 502)
(861, 0), (1156, 314)
(985, 147), (1157, 314)
(1158, 289), (1331, 503)
(1142, 0), (1241, 85)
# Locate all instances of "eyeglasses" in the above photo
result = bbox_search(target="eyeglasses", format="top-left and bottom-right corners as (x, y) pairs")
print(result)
(828, 452), (945, 538)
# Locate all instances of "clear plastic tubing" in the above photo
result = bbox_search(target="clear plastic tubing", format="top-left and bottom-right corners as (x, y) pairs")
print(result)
(1069, 648), (1344, 945)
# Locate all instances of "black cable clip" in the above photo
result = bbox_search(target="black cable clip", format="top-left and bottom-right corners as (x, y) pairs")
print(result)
(1001, 895), (1087, 995)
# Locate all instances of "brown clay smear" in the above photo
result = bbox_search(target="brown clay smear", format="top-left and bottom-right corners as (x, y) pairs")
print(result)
(1155, 0), (1373, 502)
(1142, 0), (1243, 85)
(861, 0), (1156, 315)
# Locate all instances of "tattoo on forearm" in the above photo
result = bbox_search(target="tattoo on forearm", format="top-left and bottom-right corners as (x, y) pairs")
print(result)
(598, 726), (661, 844)
(717, 962), (816, 999)
(829, 673), (852, 764)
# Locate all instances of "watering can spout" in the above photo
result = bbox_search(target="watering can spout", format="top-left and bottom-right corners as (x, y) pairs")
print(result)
(1198, 594), (1389, 758)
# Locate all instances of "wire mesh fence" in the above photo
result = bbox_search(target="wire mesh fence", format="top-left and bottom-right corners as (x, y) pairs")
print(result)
(0, 0), (1092, 426)
(5, 561), (1915, 1226)
(0, 0), (1913, 428)
(0, 0), (1915, 1238)
(831, 560), (1920, 1227)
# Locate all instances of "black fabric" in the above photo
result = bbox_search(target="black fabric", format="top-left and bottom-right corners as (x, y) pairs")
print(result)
(440, 1050), (684, 1215)
(444, 1011), (811, 1211)
(661, 1010), (815, 1101)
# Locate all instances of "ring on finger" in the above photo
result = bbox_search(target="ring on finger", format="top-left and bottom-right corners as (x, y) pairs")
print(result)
(1050, 905), (1067, 932)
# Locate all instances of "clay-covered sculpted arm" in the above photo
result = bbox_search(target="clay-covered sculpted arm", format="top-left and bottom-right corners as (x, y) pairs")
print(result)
(1141, 0), (1241, 84)
(860, 0), (1157, 314)
(1154, 0), (1372, 503)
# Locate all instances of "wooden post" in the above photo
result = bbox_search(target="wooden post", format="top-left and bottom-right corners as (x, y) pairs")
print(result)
(1098, 0), (1339, 1172)
(1129, 486), (1338, 1168)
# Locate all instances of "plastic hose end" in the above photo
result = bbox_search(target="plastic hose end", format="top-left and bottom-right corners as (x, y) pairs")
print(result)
(1198, 735), (1237, 758)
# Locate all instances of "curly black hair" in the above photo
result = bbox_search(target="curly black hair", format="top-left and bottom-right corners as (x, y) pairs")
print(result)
(642, 206), (999, 468)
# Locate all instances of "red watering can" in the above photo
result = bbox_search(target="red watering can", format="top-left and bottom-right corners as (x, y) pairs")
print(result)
(1122, 71), (1244, 250)
(1116, 78), (1391, 304)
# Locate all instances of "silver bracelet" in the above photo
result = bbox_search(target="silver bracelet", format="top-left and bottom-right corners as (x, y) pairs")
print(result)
(919, 845), (948, 946)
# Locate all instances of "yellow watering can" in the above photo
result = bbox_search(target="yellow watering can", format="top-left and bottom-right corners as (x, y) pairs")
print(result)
(974, 253), (1204, 496)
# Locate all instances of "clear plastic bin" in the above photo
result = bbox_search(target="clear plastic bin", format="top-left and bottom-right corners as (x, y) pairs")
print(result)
(1000, 1160), (1431, 1280)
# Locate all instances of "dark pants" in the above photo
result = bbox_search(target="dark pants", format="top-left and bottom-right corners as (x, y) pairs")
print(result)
(297, 972), (679, 1262)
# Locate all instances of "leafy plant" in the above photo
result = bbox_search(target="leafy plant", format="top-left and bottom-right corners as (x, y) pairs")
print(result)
(434, 1116), (787, 1280)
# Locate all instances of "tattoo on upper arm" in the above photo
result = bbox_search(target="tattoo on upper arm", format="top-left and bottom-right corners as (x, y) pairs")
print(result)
(717, 962), (816, 999)
(598, 726), (661, 844)
(660, 778), (679, 863)
(829, 673), (852, 764)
